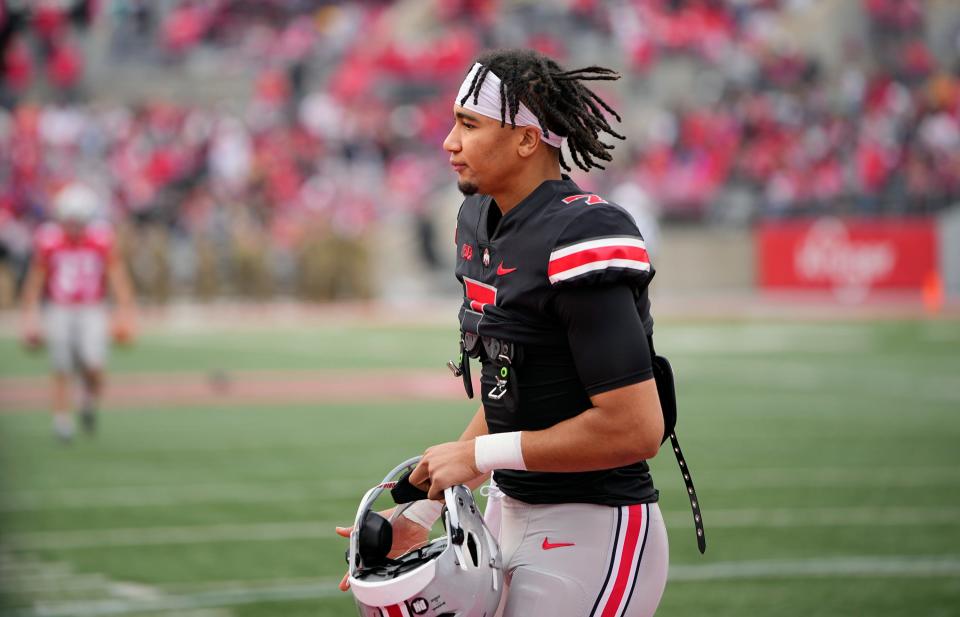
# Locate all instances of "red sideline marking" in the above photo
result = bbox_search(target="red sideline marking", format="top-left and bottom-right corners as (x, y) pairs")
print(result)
(0, 370), (473, 411)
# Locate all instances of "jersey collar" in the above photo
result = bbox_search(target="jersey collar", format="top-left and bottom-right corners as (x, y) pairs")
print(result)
(483, 176), (578, 242)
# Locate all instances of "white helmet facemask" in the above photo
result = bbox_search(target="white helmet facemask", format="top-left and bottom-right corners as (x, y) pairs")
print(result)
(347, 456), (503, 617)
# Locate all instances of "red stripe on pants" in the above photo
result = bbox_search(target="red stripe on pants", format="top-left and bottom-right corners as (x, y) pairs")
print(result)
(383, 605), (404, 617)
(600, 504), (644, 617)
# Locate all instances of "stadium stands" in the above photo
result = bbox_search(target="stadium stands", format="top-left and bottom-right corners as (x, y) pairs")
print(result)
(1, 0), (958, 301)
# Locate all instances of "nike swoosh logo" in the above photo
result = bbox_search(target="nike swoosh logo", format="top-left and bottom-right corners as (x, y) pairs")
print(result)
(497, 261), (517, 276)
(542, 537), (576, 550)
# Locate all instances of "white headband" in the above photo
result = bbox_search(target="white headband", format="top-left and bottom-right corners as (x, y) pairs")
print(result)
(455, 62), (566, 148)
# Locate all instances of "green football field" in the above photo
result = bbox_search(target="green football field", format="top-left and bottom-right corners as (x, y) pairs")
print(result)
(1, 317), (959, 617)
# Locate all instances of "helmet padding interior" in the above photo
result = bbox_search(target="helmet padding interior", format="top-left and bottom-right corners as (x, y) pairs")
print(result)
(358, 510), (393, 567)
(355, 538), (448, 580)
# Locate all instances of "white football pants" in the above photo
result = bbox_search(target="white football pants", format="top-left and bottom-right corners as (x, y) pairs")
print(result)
(485, 481), (668, 617)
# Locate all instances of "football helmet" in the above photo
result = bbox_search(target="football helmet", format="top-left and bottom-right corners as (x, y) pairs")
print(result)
(54, 183), (99, 224)
(347, 456), (503, 617)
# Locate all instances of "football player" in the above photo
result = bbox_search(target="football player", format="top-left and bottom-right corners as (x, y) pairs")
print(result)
(339, 49), (674, 617)
(20, 183), (136, 442)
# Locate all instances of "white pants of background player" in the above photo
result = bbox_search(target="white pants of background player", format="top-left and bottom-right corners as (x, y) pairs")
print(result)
(44, 303), (108, 372)
(485, 481), (669, 617)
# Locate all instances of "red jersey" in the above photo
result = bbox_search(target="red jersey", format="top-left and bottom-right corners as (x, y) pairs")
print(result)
(34, 222), (115, 305)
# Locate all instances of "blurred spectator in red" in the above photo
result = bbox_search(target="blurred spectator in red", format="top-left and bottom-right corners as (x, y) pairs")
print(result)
(161, 1), (212, 56)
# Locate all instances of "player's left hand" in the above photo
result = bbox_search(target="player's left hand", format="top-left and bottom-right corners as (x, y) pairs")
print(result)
(409, 440), (482, 501)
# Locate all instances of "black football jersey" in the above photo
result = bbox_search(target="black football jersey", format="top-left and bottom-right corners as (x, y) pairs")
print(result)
(454, 177), (659, 506)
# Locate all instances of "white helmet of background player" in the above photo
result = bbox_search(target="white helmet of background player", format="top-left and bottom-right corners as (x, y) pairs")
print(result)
(54, 183), (99, 225)
(348, 456), (503, 617)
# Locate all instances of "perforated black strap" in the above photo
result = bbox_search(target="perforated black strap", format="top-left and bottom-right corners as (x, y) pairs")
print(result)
(669, 431), (706, 554)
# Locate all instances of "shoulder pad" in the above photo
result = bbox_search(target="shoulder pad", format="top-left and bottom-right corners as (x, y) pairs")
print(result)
(548, 202), (652, 289)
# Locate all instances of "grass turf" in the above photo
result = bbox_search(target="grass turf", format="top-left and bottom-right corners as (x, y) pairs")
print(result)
(1, 318), (959, 616)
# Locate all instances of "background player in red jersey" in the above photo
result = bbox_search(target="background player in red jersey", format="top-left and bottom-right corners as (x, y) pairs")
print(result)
(20, 183), (137, 442)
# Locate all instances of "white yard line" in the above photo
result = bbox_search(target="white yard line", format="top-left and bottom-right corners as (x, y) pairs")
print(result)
(699, 506), (960, 528)
(0, 552), (233, 617)
(681, 359), (960, 403)
(7, 556), (960, 616)
(3, 506), (959, 551)
(0, 484), (324, 512)
(6, 574), (110, 597)
(1, 522), (339, 550)
(0, 478), (367, 512)
(11, 580), (342, 617)
(668, 554), (960, 581)
(3, 467), (956, 512)
(700, 466), (960, 489)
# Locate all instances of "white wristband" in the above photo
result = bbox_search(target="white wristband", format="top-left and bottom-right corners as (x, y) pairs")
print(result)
(401, 500), (443, 530)
(475, 432), (527, 473)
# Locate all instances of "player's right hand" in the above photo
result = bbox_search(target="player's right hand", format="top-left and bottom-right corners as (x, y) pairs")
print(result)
(111, 310), (136, 346)
(334, 507), (431, 592)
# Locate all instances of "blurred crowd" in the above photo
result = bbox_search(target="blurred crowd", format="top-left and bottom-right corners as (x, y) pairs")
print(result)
(624, 0), (960, 219)
(1, 0), (959, 303)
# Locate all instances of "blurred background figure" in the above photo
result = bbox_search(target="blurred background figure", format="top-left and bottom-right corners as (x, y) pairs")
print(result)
(19, 182), (136, 442)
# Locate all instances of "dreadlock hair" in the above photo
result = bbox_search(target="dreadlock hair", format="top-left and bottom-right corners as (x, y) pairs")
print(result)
(459, 48), (625, 172)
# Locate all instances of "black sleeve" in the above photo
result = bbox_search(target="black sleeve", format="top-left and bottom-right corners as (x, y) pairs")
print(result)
(551, 284), (654, 397)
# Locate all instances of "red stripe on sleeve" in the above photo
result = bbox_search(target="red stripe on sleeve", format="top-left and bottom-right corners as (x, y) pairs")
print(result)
(548, 245), (649, 278)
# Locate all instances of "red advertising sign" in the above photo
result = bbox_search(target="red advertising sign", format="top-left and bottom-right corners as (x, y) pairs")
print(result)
(758, 218), (938, 298)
